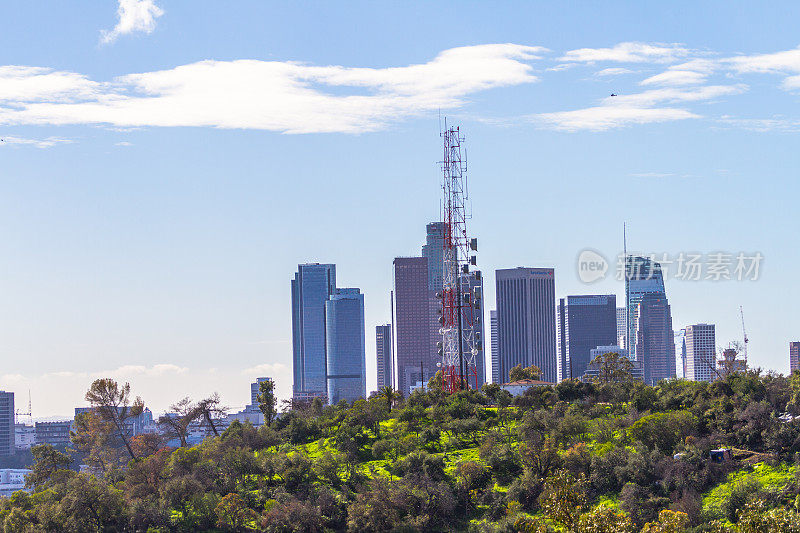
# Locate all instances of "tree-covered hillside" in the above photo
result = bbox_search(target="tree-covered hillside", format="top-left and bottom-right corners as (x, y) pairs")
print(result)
(6, 368), (800, 532)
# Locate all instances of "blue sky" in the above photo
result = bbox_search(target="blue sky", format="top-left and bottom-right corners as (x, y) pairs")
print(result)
(1, 1), (799, 416)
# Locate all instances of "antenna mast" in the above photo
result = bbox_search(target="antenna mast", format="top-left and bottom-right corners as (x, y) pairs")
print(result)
(740, 305), (749, 367)
(438, 122), (480, 393)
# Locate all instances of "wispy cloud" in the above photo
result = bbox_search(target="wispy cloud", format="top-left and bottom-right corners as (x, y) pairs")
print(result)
(630, 172), (696, 178)
(0, 44), (544, 134)
(594, 67), (636, 77)
(100, 0), (164, 44)
(0, 135), (73, 148)
(115, 141), (133, 146)
(716, 115), (800, 132)
(560, 42), (692, 64)
(640, 70), (707, 86)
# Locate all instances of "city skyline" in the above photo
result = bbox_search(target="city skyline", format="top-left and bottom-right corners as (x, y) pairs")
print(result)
(3, 2), (800, 416)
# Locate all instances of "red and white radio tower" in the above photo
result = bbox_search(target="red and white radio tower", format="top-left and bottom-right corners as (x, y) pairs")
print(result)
(438, 123), (480, 393)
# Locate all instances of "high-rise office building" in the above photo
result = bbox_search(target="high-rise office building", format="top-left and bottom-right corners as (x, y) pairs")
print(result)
(616, 307), (627, 349)
(685, 324), (716, 382)
(291, 263), (336, 401)
(495, 267), (557, 383)
(675, 329), (687, 379)
(791, 342), (800, 374)
(0, 392), (13, 456)
(626, 256), (666, 361)
(635, 293), (676, 384)
(421, 222), (446, 292)
(325, 288), (366, 405)
(557, 295), (617, 381)
(490, 310), (499, 384)
(393, 257), (435, 395)
(376, 325), (393, 390)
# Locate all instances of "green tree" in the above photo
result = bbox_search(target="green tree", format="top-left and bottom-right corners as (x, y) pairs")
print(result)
(509, 364), (541, 382)
(256, 379), (277, 426)
(590, 351), (634, 384)
(157, 397), (198, 447)
(377, 386), (398, 412)
(84, 378), (144, 460)
(538, 470), (586, 529)
(573, 506), (634, 533)
(26, 444), (72, 489)
(641, 510), (690, 533)
(215, 493), (258, 532)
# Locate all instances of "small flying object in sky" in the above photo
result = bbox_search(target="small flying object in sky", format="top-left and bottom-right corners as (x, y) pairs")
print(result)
(610, 93), (618, 97)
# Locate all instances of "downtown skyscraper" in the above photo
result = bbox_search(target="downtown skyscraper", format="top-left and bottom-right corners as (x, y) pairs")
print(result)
(291, 263), (336, 401)
(291, 263), (366, 404)
(684, 323), (716, 382)
(375, 324), (392, 390)
(626, 256), (676, 384)
(495, 267), (557, 383)
(557, 295), (617, 381)
(325, 289), (366, 405)
(393, 256), (435, 395)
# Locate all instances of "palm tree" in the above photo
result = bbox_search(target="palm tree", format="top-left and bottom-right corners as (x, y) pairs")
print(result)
(379, 386), (396, 411)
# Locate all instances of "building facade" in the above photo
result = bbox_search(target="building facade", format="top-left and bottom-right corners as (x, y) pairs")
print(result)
(250, 377), (272, 407)
(635, 293), (677, 384)
(291, 263), (337, 401)
(325, 288), (366, 405)
(490, 310), (500, 384)
(393, 257), (435, 396)
(376, 324), (393, 390)
(421, 222), (446, 292)
(557, 295), (617, 381)
(791, 342), (800, 374)
(616, 307), (627, 349)
(35, 421), (71, 447)
(675, 329), (687, 379)
(495, 267), (557, 383)
(685, 324), (716, 382)
(0, 393), (14, 456)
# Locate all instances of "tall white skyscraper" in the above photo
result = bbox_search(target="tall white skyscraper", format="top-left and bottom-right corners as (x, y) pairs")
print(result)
(616, 307), (627, 350)
(495, 267), (557, 383)
(685, 324), (716, 382)
(490, 310), (499, 383)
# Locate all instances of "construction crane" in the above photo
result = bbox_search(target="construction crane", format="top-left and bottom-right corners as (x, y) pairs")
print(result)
(740, 306), (749, 368)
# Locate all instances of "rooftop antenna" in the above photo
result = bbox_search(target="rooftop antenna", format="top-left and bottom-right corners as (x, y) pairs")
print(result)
(623, 222), (629, 355)
(740, 305), (749, 368)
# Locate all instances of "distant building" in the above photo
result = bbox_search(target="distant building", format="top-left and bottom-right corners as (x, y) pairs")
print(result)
(14, 424), (35, 451)
(460, 270), (486, 389)
(35, 421), (71, 447)
(589, 345), (629, 360)
(718, 347), (746, 375)
(616, 307), (627, 350)
(325, 288), (366, 405)
(557, 295), (617, 381)
(250, 377), (272, 407)
(0, 469), (30, 497)
(0, 392), (14, 456)
(501, 379), (554, 397)
(376, 324), (393, 390)
(675, 329), (687, 379)
(495, 268), (557, 383)
(582, 353), (644, 383)
(791, 342), (800, 374)
(421, 222), (446, 292)
(490, 310), (500, 384)
(635, 293), (677, 385)
(393, 257), (435, 396)
(291, 263), (337, 402)
(685, 324), (716, 382)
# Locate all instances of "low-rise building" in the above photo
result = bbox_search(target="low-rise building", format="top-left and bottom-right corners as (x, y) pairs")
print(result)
(500, 379), (554, 397)
(0, 469), (30, 497)
(14, 424), (35, 451)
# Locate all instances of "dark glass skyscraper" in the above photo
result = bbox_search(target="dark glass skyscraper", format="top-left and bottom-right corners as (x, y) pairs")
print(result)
(625, 256), (665, 361)
(375, 324), (392, 390)
(325, 288), (366, 405)
(291, 263), (336, 401)
(495, 267), (557, 383)
(421, 222), (446, 291)
(557, 295), (617, 381)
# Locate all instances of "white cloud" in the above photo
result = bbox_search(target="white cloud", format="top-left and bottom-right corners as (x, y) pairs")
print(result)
(594, 67), (635, 77)
(0, 135), (73, 148)
(640, 70), (707, 86)
(716, 115), (800, 132)
(0, 44), (544, 134)
(560, 42), (691, 63)
(0, 66), (100, 102)
(100, 0), (164, 44)
(630, 172), (677, 178)
(534, 84), (742, 132)
(536, 106), (699, 132)
(115, 141), (133, 146)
